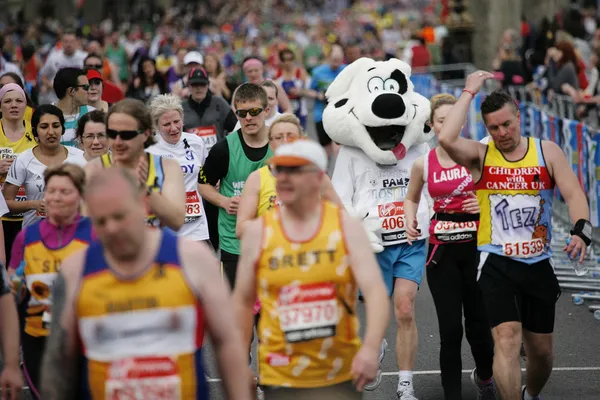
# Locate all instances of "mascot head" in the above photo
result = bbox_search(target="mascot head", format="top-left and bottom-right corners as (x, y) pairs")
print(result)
(323, 57), (433, 165)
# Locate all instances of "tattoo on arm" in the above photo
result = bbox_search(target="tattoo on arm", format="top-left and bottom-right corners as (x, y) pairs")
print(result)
(40, 273), (80, 399)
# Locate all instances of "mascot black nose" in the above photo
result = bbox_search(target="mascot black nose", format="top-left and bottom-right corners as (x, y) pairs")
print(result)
(371, 94), (406, 119)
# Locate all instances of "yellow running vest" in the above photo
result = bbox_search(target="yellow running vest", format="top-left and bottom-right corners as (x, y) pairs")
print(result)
(257, 166), (278, 217)
(256, 201), (360, 388)
(101, 152), (165, 227)
(0, 119), (35, 221)
(475, 137), (555, 264)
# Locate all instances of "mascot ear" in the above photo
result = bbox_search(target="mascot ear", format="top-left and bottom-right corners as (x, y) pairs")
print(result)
(325, 57), (376, 100)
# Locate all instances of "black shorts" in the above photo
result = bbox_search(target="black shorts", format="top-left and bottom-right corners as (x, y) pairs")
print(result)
(477, 253), (561, 334)
(221, 249), (240, 290)
(315, 120), (332, 147)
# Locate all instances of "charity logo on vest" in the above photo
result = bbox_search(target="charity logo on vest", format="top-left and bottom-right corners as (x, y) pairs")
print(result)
(480, 166), (553, 191)
(232, 181), (244, 196)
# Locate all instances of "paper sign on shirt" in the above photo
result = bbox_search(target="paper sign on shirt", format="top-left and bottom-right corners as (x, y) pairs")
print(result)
(105, 356), (181, 400)
(277, 282), (338, 343)
(185, 191), (202, 219)
(189, 126), (217, 149)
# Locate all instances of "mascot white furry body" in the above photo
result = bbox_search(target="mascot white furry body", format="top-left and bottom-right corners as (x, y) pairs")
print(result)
(325, 57), (433, 262)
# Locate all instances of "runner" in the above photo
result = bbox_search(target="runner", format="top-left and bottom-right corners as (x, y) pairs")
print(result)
(236, 113), (341, 239)
(75, 109), (109, 162)
(85, 98), (185, 231)
(148, 94), (210, 243)
(181, 66), (237, 251)
(260, 80), (283, 127)
(404, 94), (497, 400)
(198, 83), (273, 289)
(273, 48), (309, 128)
(0, 265), (22, 400)
(39, 167), (252, 399)
(438, 72), (592, 400)
(53, 67), (94, 147)
(8, 163), (93, 399)
(3, 105), (87, 229)
(0, 83), (36, 267)
(233, 139), (390, 399)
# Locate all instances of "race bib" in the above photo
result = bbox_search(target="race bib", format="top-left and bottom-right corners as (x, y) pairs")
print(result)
(277, 282), (338, 343)
(433, 220), (477, 243)
(375, 202), (409, 244)
(189, 126), (217, 150)
(105, 357), (181, 400)
(503, 238), (545, 258)
(185, 191), (202, 219)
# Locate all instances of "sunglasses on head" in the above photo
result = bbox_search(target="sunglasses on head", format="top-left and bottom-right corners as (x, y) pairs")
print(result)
(107, 129), (144, 140)
(235, 107), (264, 118)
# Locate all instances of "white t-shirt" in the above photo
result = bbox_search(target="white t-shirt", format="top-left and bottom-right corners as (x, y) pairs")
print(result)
(40, 49), (88, 82)
(0, 191), (9, 218)
(5, 146), (87, 227)
(332, 144), (431, 246)
(147, 133), (209, 241)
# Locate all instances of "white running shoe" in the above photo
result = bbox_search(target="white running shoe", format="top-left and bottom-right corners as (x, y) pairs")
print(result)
(470, 368), (498, 400)
(363, 339), (388, 391)
(397, 381), (418, 400)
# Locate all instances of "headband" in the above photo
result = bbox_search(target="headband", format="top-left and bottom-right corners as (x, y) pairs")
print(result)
(0, 83), (26, 102)
(243, 58), (263, 69)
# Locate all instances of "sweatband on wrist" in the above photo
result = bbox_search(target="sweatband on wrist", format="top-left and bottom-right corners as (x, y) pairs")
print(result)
(570, 219), (592, 246)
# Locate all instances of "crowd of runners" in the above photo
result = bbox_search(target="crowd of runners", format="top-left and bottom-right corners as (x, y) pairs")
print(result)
(0, 64), (592, 400)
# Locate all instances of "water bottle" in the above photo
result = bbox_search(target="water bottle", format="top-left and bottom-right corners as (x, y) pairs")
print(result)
(594, 310), (600, 321)
(573, 295), (584, 305)
(566, 238), (588, 276)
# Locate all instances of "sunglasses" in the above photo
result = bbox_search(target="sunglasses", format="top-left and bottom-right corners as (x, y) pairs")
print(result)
(107, 129), (144, 140)
(86, 64), (103, 70)
(73, 84), (90, 91)
(235, 107), (264, 118)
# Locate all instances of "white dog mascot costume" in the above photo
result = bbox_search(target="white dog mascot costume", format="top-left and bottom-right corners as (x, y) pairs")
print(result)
(325, 57), (433, 295)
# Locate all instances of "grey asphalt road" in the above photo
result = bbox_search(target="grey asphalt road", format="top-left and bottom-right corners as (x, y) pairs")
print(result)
(202, 265), (600, 400)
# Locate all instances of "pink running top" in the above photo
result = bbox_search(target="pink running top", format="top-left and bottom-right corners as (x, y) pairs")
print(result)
(426, 149), (478, 245)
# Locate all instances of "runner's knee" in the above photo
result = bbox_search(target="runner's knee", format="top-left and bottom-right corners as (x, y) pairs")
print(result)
(492, 323), (521, 357)
(394, 295), (415, 324)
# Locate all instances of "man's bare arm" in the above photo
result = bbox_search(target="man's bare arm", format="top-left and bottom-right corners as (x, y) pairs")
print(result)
(40, 268), (81, 399)
(235, 171), (260, 238)
(232, 219), (262, 349)
(438, 71), (493, 172)
(181, 240), (252, 400)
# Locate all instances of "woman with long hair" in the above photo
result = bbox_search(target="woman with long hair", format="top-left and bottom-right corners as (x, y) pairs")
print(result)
(3, 105), (86, 229)
(84, 98), (185, 231)
(126, 56), (168, 104)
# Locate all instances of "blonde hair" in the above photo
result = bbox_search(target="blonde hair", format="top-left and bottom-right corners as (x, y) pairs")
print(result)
(44, 163), (86, 195)
(430, 94), (457, 123)
(268, 113), (305, 138)
(149, 94), (184, 129)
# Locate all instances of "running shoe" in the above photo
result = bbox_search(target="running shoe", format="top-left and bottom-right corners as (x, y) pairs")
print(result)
(396, 381), (419, 400)
(470, 368), (498, 400)
(363, 339), (388, 391)
(522, 385), (542, 400)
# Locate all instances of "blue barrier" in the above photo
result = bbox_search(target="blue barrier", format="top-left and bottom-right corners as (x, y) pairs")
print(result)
(411, 73), (600, 227)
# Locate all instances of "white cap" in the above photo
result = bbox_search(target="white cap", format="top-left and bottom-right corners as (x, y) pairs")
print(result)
(269, 139), (328, 172)
(183, 51), (204, 66)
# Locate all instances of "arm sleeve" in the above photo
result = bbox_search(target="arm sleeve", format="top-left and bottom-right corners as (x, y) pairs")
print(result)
(198, 138), (229, 186)
(331, 147), (355, 206)
(9, 229), (25, 270)
(5, 156), (26, 187)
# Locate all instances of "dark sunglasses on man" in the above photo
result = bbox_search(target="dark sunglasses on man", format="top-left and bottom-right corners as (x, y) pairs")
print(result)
(73, 84), (90, 92)
(86, 63), (103, 70)
(107, 129), (144, 140)
(235, 107), (264, 118)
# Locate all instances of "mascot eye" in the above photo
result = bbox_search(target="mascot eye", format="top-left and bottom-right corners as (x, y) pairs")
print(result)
(334, 99), (348, 108)
(384, 79), (400, 92)
(367, 77), (385, 93)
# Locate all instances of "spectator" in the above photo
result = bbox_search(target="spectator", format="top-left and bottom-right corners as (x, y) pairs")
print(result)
(545, 41), (581, 98)
(126, 56), (168, 104)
